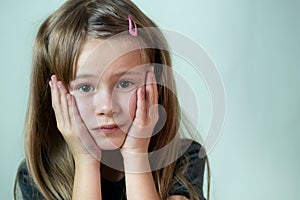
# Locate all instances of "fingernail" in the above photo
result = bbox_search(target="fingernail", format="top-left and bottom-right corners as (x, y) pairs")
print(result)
(147, 71), (151, 79)
(151, 66), (154, 72)
(57, 82), (65, 90)
(57, 83), (62, 89)
(150, 67), (155, 80)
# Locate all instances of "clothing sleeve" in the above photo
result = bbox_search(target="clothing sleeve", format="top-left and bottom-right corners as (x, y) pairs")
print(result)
(15, 178), (24, 200)
(16, 160), (45, 200)
(168, 140), (206, 200)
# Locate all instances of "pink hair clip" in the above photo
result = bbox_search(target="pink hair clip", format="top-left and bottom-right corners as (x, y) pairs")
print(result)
(128, 15), (137, 37)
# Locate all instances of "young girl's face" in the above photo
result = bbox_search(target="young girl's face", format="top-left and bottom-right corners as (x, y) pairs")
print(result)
(69, 38), (148, 150)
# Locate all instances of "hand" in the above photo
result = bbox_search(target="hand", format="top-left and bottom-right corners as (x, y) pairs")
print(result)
(49, 75), (101, 164)
(120, 66), (159, 155)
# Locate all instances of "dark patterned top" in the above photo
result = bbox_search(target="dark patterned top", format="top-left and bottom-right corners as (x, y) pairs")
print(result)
(16, 140), (206, 200)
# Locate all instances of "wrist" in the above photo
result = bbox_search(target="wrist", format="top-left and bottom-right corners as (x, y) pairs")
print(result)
(120, 146), (148, 155)
(74, 157), (100, 169)
(73, 157), (101, 200)
(122, 151), (151, 173)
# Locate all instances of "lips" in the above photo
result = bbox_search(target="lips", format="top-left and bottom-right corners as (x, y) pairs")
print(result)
(92, 124), (121, 134)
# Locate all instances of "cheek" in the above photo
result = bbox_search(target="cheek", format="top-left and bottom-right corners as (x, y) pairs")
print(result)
(73, 96), (94, 123)
(128, 91), (137, 119)
(117, 91), (137, 119)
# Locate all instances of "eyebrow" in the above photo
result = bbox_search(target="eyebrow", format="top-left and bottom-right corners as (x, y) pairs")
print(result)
(75, 70), (144, 80)
(74, 74), (98, 80)
(112, 70), (144, 77)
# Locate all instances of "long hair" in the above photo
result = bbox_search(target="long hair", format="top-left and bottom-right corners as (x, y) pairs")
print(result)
(21, 0), (208, 199)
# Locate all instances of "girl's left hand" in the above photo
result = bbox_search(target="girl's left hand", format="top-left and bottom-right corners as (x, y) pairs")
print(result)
(120, 66), (159, 155)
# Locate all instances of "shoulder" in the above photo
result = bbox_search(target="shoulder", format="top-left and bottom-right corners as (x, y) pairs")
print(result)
(15, 160), (45, 200)
(176, 139), (206, 172)
(169, 139), (207, 200)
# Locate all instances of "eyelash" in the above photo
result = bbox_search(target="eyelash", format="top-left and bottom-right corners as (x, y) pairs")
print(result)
(77, 84), (96, 93)
(74, 80), (135, 94)
(116, 80), (134, 89)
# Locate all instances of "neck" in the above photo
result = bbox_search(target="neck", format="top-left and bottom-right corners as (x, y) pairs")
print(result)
(101, 149), (124, 181)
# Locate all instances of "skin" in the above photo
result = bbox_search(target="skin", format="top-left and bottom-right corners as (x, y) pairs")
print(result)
(49, 38), (188, 200)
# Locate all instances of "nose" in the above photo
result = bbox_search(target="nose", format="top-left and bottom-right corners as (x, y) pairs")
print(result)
(94, 88), (118, 117)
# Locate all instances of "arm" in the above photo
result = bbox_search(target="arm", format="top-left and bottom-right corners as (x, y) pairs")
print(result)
(120, 67), (160, 200)
(49, 75), (102, 200)
(73, 161), (101, 200)
(123, 153), (160, 200)
(121, 68), (198, 200)
(123, 155), (189, 200)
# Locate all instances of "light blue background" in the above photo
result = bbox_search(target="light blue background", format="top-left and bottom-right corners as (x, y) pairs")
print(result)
(1, 0), (299, 199)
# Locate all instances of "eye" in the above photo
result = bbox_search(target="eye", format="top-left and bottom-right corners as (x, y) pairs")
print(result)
(117, 80), (134, 89)
(78, 84), (95, 93)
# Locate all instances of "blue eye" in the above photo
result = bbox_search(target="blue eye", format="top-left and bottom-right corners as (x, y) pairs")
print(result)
(117, 80), (134, 89)
(78, 84), (95, 93)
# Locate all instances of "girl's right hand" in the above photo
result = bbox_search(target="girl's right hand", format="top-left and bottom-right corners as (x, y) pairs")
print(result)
(49, 75), (101, 164)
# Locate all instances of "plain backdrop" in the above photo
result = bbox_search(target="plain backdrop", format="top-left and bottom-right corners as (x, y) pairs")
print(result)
(1, 0), (299, 199)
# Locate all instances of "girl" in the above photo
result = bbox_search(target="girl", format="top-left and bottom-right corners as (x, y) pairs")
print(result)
(14, 0), (208, 199)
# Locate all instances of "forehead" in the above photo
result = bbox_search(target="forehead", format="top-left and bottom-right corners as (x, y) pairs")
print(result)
(76, 37), (148, 72)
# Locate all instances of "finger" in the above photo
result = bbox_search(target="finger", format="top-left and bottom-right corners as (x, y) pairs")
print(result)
(69, 95), (102, 160)
(145, 67), (158, 121)
(57, 81), (71, 128)
(145, 70), (152, 109)
(49, 75), (64, 125)
(150, 66), (158, 104)
(135, 86), (146, 126)
(146, 67), (158, 105)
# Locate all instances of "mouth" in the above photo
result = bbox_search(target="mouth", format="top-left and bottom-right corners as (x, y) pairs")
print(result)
(92, 124), (122, 134)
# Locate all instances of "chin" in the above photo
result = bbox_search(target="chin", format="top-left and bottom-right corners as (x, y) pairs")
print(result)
(94, 135), (126, 150)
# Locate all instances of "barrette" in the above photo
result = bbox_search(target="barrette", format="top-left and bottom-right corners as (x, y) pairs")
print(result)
(128, 15), (137, 36)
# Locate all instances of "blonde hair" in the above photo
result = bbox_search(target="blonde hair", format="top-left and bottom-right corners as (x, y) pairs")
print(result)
(18, 0), (209, 199)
